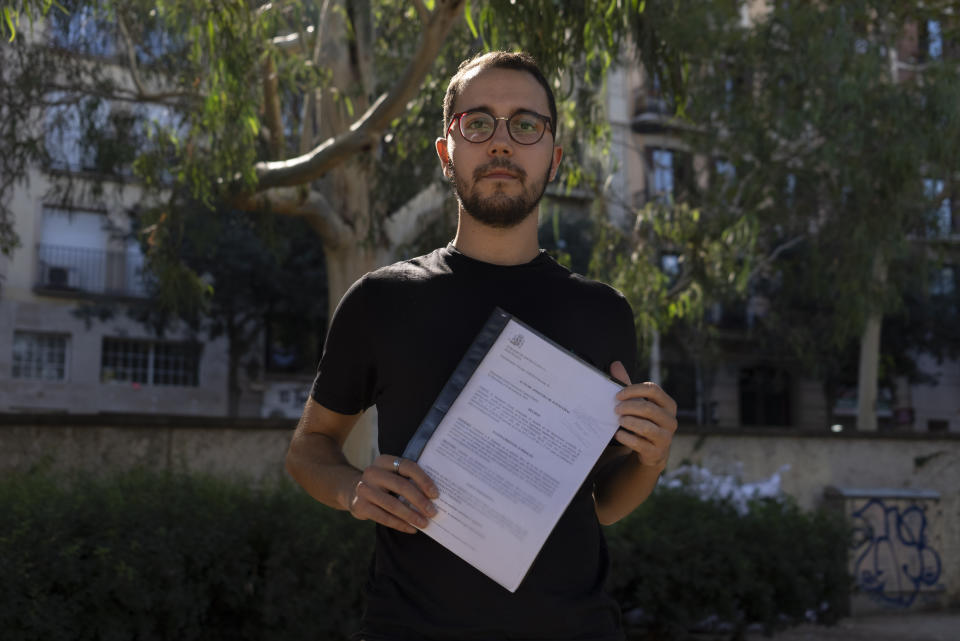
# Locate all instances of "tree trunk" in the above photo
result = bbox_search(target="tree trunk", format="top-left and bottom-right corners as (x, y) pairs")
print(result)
(323, 240), (383, 467)
(856, 311), (882, 431)
(226, 320), (241, 418)
(856, 255), (887, 431)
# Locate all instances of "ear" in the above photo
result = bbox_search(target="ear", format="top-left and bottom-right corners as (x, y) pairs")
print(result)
(436, 137), (453, 179)
(549, 145), (564, 182)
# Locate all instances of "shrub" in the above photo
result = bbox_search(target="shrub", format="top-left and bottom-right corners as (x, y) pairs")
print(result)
(1, 467), (849, 641)
(0, 467), (373, 641)
(605, 487), (850, 641)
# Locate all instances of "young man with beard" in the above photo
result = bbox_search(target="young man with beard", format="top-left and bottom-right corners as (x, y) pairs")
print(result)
(286, 51), (678, 641)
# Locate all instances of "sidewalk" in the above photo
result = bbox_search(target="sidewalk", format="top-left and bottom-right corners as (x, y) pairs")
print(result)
(746, 612), (960, 641)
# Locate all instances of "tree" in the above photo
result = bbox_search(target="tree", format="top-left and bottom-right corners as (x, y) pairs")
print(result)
(593, 0), (960, 428)
(3, 0), (672, 459)
(74, 208), (328, 417)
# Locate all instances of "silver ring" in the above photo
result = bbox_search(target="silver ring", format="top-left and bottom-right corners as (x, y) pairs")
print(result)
(392, 457), (402, 474)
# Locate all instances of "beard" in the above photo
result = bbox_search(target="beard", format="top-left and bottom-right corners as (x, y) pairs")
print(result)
(449, 157), (552, 229)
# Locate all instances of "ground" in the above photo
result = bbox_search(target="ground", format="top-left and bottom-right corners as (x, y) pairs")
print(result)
(745, 612), (960, 641)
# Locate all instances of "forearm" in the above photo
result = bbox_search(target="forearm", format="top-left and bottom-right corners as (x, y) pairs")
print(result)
(593, 450), (665, 525)
(285, 429), (362, 512)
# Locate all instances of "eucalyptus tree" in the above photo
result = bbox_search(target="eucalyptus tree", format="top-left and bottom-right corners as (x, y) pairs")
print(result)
(596, 0), (960, 428)
(3, 0), (666, 458)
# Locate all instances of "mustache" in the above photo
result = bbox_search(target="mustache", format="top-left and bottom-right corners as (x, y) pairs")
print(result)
(472, 159), (527, 182)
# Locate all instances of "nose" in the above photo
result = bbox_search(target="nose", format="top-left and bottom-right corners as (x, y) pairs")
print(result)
(487, 119), (513, 157)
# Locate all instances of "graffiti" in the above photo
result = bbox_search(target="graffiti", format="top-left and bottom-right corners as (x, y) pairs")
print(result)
(850, 498), (942, 607)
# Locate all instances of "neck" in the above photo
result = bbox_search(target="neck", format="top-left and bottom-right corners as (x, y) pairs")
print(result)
(452, 207), (541, 266)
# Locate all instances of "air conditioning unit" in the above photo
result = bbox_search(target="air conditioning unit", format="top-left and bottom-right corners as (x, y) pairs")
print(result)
(46, 266), (72, 288)
(260, 381), (310, 419)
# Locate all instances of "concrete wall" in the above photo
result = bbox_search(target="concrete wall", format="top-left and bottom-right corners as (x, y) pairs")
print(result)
(2, 416), (958, 611)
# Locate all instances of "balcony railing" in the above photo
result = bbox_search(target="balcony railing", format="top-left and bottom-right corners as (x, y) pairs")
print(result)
(35, 243), (149, 298)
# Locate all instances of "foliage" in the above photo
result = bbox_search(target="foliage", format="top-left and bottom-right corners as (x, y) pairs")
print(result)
(74, 206), (328, 414)
(0, 466), (851, 641)
(0, 466), (373, 641)
(606, 487), (851, 641)
(595, 1), (960, 389)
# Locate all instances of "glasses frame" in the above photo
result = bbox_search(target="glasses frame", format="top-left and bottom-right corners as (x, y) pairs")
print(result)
(446, 110), (554, 145)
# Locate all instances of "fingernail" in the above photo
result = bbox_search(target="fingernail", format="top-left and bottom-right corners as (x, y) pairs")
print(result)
(428, 486), (439, 499)
(418, 516), (429, 528)
(427, 503), (438, 517)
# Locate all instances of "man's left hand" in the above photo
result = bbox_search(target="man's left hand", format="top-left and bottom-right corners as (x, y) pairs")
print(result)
(609, 360), (678, 471)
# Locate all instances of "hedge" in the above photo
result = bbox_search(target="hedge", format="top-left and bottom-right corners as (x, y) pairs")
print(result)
(0, 467), (849, 641)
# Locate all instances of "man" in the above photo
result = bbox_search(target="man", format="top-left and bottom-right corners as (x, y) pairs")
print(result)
(286, 51), (678, 641)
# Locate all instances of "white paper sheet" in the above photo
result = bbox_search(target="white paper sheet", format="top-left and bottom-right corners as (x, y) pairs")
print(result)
(415, 318), (623, 592)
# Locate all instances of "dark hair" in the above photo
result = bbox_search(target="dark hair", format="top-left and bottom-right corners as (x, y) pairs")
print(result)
(442, 51), (557, 139)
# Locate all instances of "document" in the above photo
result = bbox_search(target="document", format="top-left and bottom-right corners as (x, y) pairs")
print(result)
(402, 309), (624, 592)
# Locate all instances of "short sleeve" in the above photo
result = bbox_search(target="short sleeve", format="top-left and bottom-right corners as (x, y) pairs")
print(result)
(310, 276), (378, 414)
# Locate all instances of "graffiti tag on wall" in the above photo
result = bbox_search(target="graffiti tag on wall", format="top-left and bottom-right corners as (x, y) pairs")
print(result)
(850, 498), (942, 607)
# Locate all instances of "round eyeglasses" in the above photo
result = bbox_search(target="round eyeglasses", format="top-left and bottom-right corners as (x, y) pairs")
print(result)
(446, 110), (553, 145)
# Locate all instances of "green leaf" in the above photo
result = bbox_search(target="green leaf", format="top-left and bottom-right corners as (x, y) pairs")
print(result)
(424, 0), (435, 11)
(4, 7), (16, 42)
(464, 0), (478, 39)
(344, 96), (354, 118)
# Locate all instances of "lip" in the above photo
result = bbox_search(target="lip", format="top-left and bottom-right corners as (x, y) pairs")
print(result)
(482, 171), (519, 180)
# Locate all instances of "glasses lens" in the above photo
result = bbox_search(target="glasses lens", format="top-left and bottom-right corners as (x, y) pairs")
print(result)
(460, 112), (496, 142)
(508, 113), (546, 144)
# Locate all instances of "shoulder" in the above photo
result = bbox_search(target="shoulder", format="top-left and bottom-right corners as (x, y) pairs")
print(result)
(550, 261), (632, 314)
(364, 248), (451, 287)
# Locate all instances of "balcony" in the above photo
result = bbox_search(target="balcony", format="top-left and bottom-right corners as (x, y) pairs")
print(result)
(35, 243), (148, 299)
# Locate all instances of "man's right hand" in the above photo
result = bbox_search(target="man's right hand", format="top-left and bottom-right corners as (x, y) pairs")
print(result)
(349, 454), (440, 534)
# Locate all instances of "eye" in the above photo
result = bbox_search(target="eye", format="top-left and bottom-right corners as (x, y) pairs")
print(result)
(511, 115), (541, 133)
(462, 113), (493, 131)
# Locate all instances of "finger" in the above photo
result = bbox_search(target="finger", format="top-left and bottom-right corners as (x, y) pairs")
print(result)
(616, 399), (678, 434)
(356, 479), (433, 528)
(614, 429), (667, 467)
(616, 415), (668, 443)
(368, 469), (439, 520)
(396, 459), (440, 500)
(609, 360), (632, 386)
(616, 381), (678, 414)
(353, 499), (419, 534)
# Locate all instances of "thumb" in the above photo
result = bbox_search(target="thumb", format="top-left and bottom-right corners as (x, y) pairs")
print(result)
(609, 360), (632, 386)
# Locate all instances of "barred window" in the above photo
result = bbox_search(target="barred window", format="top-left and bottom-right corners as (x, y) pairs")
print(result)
(12, 332), (70, 381)
(101, 338), (199, 386)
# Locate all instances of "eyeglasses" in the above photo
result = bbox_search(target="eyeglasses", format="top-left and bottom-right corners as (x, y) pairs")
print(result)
(446, 110), (553, 145)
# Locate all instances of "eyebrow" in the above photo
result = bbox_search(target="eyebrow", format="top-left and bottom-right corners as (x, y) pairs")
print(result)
(460, 105), (548, 118)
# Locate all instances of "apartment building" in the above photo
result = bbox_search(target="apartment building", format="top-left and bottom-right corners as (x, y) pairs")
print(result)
(605, 4), (960, 433)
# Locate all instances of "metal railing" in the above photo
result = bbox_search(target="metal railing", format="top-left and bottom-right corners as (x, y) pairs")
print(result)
(35, 243), (149, 298)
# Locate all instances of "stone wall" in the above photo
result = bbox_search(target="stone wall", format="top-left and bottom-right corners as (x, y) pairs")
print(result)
(2, 415), (958, 611)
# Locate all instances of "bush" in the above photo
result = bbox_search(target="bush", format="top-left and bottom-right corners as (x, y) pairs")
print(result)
(605, 487), (850, 641)
(1, 468), (849, 641)
(0, 467), (373, 641)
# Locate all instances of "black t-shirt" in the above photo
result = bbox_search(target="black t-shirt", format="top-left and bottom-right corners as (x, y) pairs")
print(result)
(312, 244), (636, 641)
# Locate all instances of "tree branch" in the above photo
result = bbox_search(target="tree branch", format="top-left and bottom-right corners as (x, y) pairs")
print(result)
(253, 0), (465, 190)
(746, 234), (806, 284)
(116, 12), (149, 99)
(262, 55), (285, 160)
(411, 0), (429, 24)
(233, 186), (352, 248)
(384, 182), (447, 247)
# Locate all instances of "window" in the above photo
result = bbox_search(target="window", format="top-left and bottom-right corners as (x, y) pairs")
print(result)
(923, 178), (954, 237)
(12, 332), (69, 381)
(101, 338), (200, 386)
(645, 147), (692, 205)
(48, 3), (117, 58)
(923, 20), (943, 61)
(740, 365), (792, 427)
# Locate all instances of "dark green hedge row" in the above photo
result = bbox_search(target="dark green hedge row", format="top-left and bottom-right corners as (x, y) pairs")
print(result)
(1, 468), (849, 641)
(0, 467), (372, 641)
(606, 488), (851, 640)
